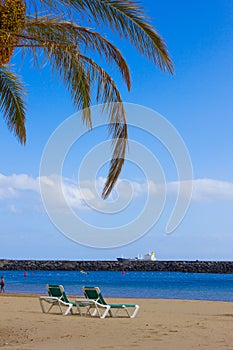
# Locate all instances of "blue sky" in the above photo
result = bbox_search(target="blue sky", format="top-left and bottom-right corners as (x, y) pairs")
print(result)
(0, 0), (232, 261)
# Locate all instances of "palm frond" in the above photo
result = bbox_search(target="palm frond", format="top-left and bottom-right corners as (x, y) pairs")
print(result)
(44, 46), (128, 197)
(78, 54), (127, 198)
(12, 15), (131, 131)
(0, 1), (174, 198)
(45, 45), (92, 127)
(38, 0), (174, 73)
(0, 66), (26, 144)
(1, 15), (128, 194)
(23, 17), (131, 89)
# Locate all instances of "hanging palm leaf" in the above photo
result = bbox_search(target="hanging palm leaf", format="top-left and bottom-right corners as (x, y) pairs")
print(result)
(0, 0), (173, 197)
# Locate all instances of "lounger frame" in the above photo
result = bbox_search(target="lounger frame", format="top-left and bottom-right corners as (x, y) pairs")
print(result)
(39, 284), (76, 316)
(82, 286), (140, 319)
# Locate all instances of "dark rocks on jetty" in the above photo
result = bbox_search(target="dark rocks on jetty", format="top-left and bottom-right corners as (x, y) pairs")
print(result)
(0, 260), (233, 274)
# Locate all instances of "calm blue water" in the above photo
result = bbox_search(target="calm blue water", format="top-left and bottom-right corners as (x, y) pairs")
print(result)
(1, 270), (233, 302)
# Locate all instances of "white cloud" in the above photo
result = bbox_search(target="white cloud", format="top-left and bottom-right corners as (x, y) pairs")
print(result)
(0, 173), (39, 199)
(39, 175), (89, 212)
(122, 178), (233, 203)
(190, 178), (233, 202)
(116, 178), (233, 202)
(0, 173), (232, 214)
(166, 179), (233, 202)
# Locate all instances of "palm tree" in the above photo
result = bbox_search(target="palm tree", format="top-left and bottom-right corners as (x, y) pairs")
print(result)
(0, 0), (173, 198)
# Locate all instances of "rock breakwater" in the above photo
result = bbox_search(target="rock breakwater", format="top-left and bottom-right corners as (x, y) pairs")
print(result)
(0, 260), (233, 273)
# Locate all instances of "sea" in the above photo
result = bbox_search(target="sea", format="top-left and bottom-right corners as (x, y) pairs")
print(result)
(1, 270), (233, 302)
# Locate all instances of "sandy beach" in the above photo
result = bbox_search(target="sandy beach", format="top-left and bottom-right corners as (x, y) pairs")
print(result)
(0, 294), (232, 350)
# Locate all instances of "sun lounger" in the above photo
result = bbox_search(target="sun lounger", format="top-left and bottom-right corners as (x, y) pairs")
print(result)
(39, 284), (77, 316)
(82, 286), (140, 319)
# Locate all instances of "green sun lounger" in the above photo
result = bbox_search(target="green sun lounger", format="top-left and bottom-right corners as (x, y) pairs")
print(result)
(82, 286), (140, 319)
(39, 284), (77, 316)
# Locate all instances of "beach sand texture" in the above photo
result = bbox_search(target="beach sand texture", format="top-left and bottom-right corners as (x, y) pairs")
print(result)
(0, 294), (232, 350)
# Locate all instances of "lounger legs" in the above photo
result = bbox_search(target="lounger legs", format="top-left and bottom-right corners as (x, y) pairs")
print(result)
(91, 304), (139, 318)
(64, 303), (73, 316)
(109, 305), (140, 318)
(90, 304), (111, 318)
(39, 297), (57, 314)
(39, 298), (47, 313)
(39, 297), (74, 315)
(130, 305), (140, 318)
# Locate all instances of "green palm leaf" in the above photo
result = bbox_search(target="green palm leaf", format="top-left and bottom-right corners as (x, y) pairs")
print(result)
(0, 66), (26, 144)
(0, 1), (173, 197)
(41, 45), (128, 197)
(17, 16), (131, 124)
(77, 54), (128, 198)
(23, 16), (131, 89)
(39, 0), (174, 73)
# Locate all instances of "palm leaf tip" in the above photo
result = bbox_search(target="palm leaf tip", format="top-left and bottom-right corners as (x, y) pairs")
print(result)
(102, 156), (125, 199)
(102, 123), (128, 199)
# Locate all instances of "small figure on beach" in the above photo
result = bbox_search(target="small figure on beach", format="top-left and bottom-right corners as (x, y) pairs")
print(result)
(1, 276), (5, 293)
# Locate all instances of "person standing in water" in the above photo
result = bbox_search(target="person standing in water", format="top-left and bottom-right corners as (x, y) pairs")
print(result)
(1, 276), (5, 293)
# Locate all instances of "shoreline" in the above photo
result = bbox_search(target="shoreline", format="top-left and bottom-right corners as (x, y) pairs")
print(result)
(1, 294), (232, 349)
(1, 259), (233, 273)
(1, 292), (232, 303)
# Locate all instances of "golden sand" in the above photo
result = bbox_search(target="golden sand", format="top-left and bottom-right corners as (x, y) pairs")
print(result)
(0, 294), (232, 349)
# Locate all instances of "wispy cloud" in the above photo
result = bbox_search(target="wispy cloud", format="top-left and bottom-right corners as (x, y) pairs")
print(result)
(0, 173), (39, 199)
(40, 174), (89, 212)
(0, 173), (233, 213)
(167, 179), (233, 202)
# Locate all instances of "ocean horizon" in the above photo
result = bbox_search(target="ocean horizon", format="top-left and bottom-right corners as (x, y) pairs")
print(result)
(1, 270), (233, 302)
